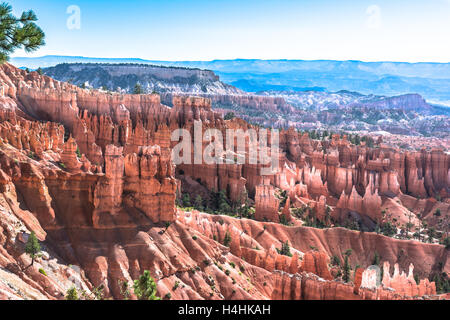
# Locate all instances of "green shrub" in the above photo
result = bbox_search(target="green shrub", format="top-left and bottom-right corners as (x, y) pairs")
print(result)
(381, 222), (397, 237)
(182, 193), (191, 207)
(277, 240), (292, 257)
(224, 112), (235, 120)
(65, 287), (79, 300)
(193, 195), (204, 211)
(118, 280), (131, 300)
(133, 270), (160, 300)
(432, 272), (450, 294)
(331, 255), (341, 267)
(443, 237), (450, 249)
(279, 214), (290, 226)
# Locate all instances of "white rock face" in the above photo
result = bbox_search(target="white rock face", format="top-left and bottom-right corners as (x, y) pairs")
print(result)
(361, 266), (380, 290)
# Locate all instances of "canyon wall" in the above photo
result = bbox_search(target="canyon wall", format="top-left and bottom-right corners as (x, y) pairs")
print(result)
(0, 63), (446, 300)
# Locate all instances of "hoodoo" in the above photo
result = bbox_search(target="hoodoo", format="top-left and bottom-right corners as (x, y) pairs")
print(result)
(0, 62), (447, 300)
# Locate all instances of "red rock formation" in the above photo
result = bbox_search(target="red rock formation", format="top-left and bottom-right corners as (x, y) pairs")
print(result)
(312, 195), (328, 221)
(60, 136), (82, 172)
(123, 145), (177, 223)
(0, 63), (446, 301)
(270, 271), (410, 300)
(300, 251), (333, 280)
(255, 183), (280, 222)
(280, 197), (291, 221)
(353, 268), (364, 294)
(382, 261), (436, 296)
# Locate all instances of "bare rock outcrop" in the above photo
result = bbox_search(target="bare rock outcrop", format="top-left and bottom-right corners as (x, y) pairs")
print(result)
(0, 63), (446, 301)
(255, 183), (280, 222)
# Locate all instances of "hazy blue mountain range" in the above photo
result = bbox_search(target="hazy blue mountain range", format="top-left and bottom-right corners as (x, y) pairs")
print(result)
(11, 55), (450, 106)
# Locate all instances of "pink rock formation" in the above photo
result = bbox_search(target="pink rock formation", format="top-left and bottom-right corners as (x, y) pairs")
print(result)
(255, 183), (280, 222)
(382, 261), (436, 296)
(60, 136), (82, 172)
(301, 251), (333, 280)
(0, 63), (445, 301)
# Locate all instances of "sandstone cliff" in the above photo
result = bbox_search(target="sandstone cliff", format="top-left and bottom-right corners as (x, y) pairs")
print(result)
(0, 63), (447, 300)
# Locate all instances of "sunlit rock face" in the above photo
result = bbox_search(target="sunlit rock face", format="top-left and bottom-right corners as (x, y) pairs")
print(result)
(0, 63), (446, 300)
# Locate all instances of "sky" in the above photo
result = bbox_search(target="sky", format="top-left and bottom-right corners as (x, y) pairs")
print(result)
(10, 0), (450, 62)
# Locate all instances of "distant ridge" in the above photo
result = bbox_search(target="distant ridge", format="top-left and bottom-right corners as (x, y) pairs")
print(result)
(42, 62), (240, 97)
(11, 55), (154, 69)
(11, 55), (450, 106)
(45, 62), (209, 72)
(11, 55), (450, 75)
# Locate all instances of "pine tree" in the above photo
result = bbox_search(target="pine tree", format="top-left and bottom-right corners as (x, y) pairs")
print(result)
(25, 231), (40, 266)
(433, 274), (443, 293)
(0, 3), (45, 63)
(374, 223), (381, 234)
(414, 274), (420, 285)
(372, 251), (380, 266)
(427, 227), (436, 243)
(182, 193), (191, 207)
(331, 255), (341, 267)
(354, 135), (360, 145)
(133, 270), (160, 300)
(237, 190), (251, 219)
(444, 237), (450, 249)
(217, 190), (231, 214)
(278, 240), (292, 257)
(223, 231), (232, 247)
(133, 83), (142, 94)
(343, 249), (352, 283)
(194, 195), (204, 211)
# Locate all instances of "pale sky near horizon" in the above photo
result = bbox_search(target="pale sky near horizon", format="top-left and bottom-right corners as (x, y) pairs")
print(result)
(10, 0), (450, 62)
